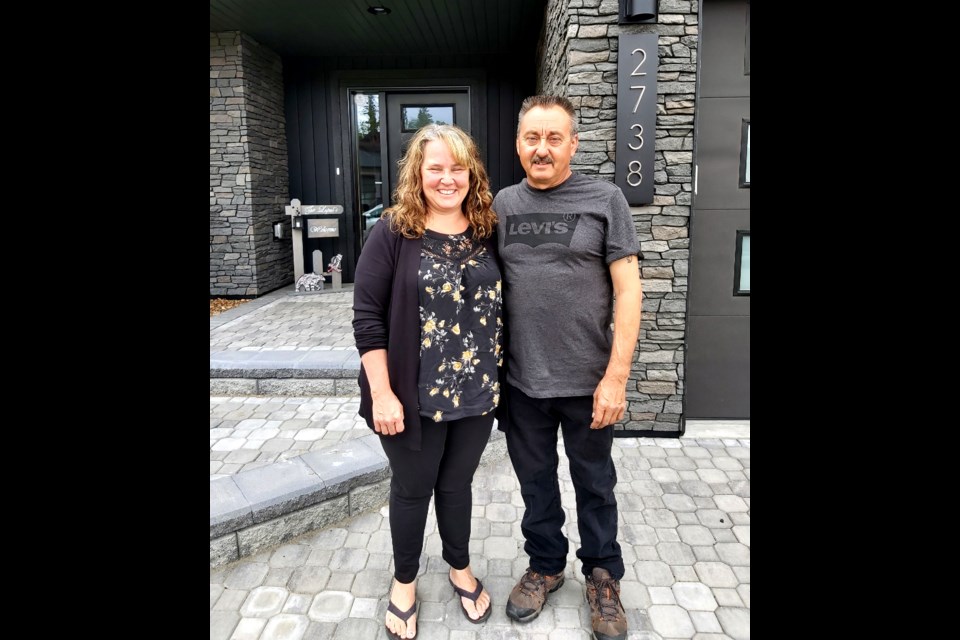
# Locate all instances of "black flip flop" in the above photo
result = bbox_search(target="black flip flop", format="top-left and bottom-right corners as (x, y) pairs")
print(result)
(385, 599), (419, 640)
(449, 575), (492, 624)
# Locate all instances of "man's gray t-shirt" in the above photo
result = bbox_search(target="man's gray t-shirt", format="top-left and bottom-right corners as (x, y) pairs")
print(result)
(494, 172), (640, 398)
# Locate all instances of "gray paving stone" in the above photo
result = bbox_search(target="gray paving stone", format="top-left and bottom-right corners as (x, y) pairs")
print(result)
(265, 566), (298, 587)
(661, 493), (697, 512)
(648, 604), (694, 638)
(677, 525), (715, 546)
(308, 590), (354, 622)
(622, 523), (658, 546)
(731, 525), (749, 546)
(634, 561), (674, 586)
(713, 588), (743, 608)
(672, 565), (699, 583)
(679, 480), (714, 497)
(214, 586), (249, 612)
(714, 543), (749, 567)
(329, 547), (369, 572)
(301, 621), (337, 640)
(648, 586), (675, 605)
(241, 586), (289, 618)
(325, 572), (356, 591)
(692, 546), (719, 562)
(711, 456), (742, 471)
(351, 569), (392, 597)
(629, 480), (664, 496)
(689, 611), (722, 633)
(271, 544), (313, 568)
(545, 626), (591, 640)
(649, 468), (681, 483)
(715, 607), (749, 639)
(210, 611), (240, 640)
(231, 617), (268, 640)
(484, 536), (520, 559)
(672, 582), (717, 611)
(618, 579), (652, 610)
(728, 480), (749, 498)
(285, 596), (315, 616)
(553, 606), (585, 628)
(656, 541), (696, 565)
(712, 530), (737, 543)
(261, 613), (310, 640)
(225, 562), (270, 590)
(693, 563), (737, 588)
(655, 528), (680, 543)
(724, 447), (749, 461)
(347, 511), (383, 533)
(348, 596), (379, 619)
(642, 508), (679, 528)
(665, 456), (698, 470)
(300, 527), (348, 548)
(288, 565), (331, 592)
(343, 532), (370, 549)
(732, 566), (749, 585)
(736, 584), (749, 608)
(211, 583), (225, 608)
(485, 503), (518, 522)
(696, 509), (732, 529)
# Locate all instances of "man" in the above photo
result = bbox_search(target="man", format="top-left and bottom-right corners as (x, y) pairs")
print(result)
(494, 95), (642, 640)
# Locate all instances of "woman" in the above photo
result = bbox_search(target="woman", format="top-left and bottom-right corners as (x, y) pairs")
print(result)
(353, 124), (502, 640)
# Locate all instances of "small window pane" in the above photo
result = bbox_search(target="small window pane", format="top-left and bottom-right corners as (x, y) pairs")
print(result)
(734, 231), (750, 295)
(739, 120), (750, 188)
(401, 105), (454, 132)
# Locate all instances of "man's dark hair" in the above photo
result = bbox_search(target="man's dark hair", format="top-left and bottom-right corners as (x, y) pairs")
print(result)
(516, 95), (579, 136)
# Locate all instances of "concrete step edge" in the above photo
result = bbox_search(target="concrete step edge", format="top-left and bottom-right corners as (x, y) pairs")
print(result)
(210, 428), (507, 569)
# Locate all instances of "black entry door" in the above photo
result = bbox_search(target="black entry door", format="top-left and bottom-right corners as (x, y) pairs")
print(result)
(351, 90), (470, 268)
(384, 92), (471, 207)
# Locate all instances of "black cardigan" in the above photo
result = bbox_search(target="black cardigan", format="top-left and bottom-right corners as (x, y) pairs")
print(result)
(353, 219), (507, 451)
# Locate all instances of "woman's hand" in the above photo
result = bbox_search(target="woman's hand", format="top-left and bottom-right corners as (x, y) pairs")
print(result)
(373, 392), (406, 435)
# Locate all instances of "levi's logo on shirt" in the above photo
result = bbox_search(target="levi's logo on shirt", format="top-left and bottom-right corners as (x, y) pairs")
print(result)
(503, 213), (581, 247)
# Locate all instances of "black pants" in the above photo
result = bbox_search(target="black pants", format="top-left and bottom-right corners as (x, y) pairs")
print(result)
(378, 413), (493, 583)
(505, 383), (625, 580)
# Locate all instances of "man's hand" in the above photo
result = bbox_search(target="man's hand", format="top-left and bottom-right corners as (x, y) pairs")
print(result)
(591, 375), (627, 429)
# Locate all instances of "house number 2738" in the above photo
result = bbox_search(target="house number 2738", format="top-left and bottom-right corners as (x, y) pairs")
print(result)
(616, 33), (657, 205)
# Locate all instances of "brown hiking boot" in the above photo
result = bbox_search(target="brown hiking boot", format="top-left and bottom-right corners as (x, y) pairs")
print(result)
(585, 567), (627, 640)
(505, 567), (565, 622)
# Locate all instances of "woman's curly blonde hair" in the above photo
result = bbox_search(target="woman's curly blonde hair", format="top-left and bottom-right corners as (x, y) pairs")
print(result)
(384, 124), (496, 239)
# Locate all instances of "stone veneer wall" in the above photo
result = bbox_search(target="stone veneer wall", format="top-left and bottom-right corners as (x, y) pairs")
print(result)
(210, 32), (292, 297)
(537, 0), (697, 433)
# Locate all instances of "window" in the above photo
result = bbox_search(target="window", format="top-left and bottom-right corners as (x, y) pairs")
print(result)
(734, 231), (750, 295)
(739, 119), (750, 188)
(401, 105), (454, 132)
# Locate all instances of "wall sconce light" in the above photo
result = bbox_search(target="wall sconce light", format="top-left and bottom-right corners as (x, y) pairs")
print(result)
(619, 0), (657, 23)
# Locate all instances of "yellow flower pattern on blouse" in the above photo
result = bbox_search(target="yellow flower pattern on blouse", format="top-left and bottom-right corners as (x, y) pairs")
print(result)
(419, 230), (502, 422)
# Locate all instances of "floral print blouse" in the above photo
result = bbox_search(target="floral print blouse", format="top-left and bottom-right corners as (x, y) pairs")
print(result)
(418, 229), (503, 423)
